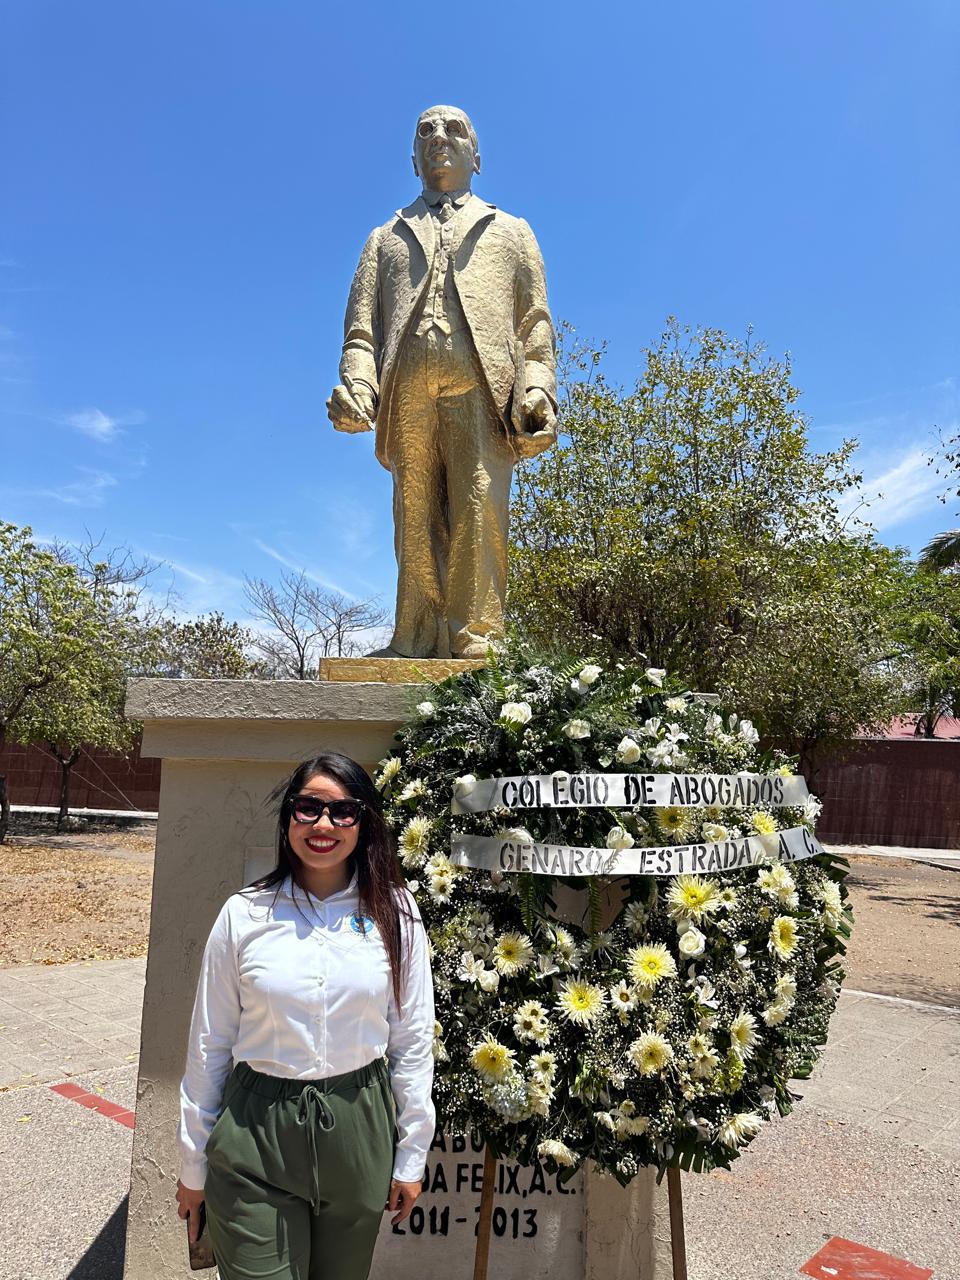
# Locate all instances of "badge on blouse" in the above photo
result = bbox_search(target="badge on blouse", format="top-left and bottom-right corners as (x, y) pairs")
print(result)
(350, 913), (375, 935)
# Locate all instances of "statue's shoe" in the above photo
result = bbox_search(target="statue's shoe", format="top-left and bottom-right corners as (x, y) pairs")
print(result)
(365, 645), (408, 658)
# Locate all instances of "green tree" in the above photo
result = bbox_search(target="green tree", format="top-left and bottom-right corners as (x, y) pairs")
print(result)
(152, 612), (256, 679)
(920, 428), (960, 569)
(509, 321), (904, 769)
(892, 564), (960, 737)
(0, 522), (111, 842)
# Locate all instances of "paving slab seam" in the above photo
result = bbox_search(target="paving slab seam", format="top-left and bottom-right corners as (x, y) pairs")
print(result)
(842, 988), (960, 1016)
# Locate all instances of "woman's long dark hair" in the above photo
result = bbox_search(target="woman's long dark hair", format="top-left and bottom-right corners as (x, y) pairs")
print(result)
(247, 752), (413, 1006)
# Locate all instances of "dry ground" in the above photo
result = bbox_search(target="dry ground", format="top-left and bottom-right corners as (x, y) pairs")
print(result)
(0, 825), (957, 1007)
(0, 822), (155, 966)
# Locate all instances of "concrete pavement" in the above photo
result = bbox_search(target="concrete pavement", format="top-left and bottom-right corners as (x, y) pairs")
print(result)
(1, 960), (958, 1279)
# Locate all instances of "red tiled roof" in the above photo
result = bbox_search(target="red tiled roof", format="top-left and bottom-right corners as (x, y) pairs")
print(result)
(877, 716), (960, 740)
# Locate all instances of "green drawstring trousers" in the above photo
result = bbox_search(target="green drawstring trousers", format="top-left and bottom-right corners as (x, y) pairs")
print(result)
(203, 1058), (396, 1280)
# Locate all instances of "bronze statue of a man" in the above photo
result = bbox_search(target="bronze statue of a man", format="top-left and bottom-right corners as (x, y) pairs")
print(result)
(327, 105), (556, 659)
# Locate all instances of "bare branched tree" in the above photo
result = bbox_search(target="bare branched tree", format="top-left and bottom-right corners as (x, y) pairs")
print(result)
(243, 572), (389, 678)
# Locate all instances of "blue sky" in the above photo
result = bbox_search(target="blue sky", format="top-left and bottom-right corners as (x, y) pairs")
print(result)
(2, 1), (958, 625)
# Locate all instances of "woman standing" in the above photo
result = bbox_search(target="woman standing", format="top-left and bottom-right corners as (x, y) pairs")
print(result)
(175, 751), (435, 1280)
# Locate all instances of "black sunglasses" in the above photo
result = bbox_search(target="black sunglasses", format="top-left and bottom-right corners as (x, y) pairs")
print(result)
(289, 796), (365, 828)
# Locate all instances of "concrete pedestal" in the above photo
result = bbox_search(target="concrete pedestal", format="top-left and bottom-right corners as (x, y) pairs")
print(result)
(122, 676), (672, 1280)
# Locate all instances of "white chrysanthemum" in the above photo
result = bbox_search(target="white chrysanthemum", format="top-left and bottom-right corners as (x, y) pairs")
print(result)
(757, 863), (798, 909)
(493, 931), (535, 976)
(667, 874), (721, 922)
(627, 942), (677, 990)
(609, 979), (638, 1012)
(530, 1051), (557, 1081)
(556, 979), (605, 1026)
(654, 806), (695, 842)
(470, 1037), (515, 1082)
(613, 1101), (650, 1136)
(563, 718), (591, 739)
(606, 825), (635, 851)
(719, 1111), (765, 1148)
(664, 695), (687, 714)
(616, 735), (643, 764)
(623, 901), (647, 934)
(427, 871), (454, 903)
(375, 756), (402, 788)
(719, 886), (738, 909)
(628, 1031), (674, 1076)
(550, 925), (581, 967)
(769, 915), (799, 961)
(537, 1138), (576, 1167)
(750, 810), (779, 837)
(687, 1033), (720, 1079)
(514, 999), (551, 1044)
(397, 778), (427, 802)
(399, 816), (432, 867)
(819, 879), (844, 928)
(729, 1010), (758, 1060)
(526, 1077), (553, 1117)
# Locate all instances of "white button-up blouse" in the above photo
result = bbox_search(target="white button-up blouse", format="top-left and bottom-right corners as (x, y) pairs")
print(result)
(178, 874), (435, 1190)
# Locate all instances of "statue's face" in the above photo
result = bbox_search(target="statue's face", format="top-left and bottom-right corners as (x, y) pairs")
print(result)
(412, 106), (479, 192)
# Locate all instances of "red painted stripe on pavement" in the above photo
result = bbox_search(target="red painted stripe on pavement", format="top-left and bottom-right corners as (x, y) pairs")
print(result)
(801, 1236), (933, 1280)
(49, 1082), (136, 1129)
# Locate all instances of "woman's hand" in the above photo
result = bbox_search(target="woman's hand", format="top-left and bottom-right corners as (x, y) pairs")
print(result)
(176, 1179), (206, 1243)
(386, 1177), (422, 1226)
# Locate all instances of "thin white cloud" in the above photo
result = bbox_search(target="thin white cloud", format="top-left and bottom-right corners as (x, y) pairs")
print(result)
(250, 537), (359, 600)
(35, 468), (119, 508)
(839, 448), (942, 533)
(60, 406), (146, 443)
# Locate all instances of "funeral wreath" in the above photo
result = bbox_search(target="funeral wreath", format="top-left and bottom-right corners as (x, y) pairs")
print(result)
(379, 649), (851, 1184)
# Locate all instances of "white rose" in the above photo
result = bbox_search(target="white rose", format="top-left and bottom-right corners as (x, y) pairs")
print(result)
(499, 701), (532, 726)
(606, 825), (635, 851)
(616, 736), (642, 764)
(478, 968), (501, 994)
(679, 928), (706, 958)
(702, 822), (729, 842)
(416, 700), (435, 717)
(645, 667), (666, 687)
(579, 664), (602, 685)
(563, 718), (591, 739)
(738, 719), (759, 745)
(453, 773), (477, 798)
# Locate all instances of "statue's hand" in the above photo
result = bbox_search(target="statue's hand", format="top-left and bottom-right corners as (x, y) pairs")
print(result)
(327, 383), (375, 434)
(514, 389), (557, 459)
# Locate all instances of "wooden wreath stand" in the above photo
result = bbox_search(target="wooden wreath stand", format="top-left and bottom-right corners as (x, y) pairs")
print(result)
(470, 1147), (688, 1280)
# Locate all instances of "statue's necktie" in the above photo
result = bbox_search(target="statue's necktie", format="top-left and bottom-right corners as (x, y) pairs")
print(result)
(436, 195), (455, 223)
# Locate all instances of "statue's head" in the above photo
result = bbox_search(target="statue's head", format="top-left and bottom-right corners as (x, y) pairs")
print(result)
(412, 105), (480, 193)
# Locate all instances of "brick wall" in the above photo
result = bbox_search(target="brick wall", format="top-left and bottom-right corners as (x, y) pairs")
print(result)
(815, 738), (959, 849)
(0, 737), (161, 813)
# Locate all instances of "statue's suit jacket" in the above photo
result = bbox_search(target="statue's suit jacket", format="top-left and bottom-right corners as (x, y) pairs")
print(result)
(339, 193), (556, 470)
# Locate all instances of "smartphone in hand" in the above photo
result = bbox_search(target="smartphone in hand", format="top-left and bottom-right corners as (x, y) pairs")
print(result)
(187, 1202), (217, 1271)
